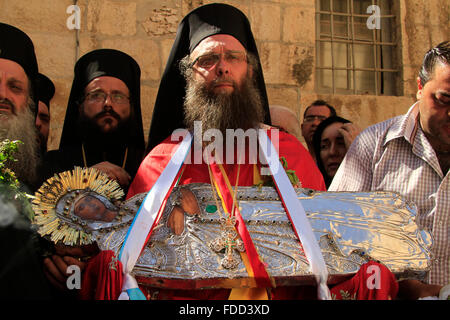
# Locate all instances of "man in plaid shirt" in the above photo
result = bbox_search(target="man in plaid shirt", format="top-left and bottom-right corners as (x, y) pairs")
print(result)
(329, 41), (449, 299)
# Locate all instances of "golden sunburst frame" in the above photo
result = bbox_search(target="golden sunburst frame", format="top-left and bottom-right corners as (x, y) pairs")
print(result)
(32, 166), (124, 246)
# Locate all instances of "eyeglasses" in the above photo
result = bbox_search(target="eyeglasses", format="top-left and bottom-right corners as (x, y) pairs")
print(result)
(190, 51), (247, 69)
(84, 91), (129, 105)
(303, 115), (328, 123)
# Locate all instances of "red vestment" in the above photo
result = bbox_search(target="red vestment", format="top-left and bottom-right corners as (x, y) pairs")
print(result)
(127, 129), (326, 198)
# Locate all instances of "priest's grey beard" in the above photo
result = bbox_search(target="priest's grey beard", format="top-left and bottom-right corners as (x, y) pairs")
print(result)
(182, 61), (265, 136)
(0, 98), (41, 189)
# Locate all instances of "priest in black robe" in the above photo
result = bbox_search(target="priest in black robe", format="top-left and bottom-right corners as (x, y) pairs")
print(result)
(35, 72), (55, 154)
(43, 49), (145, 192)
(0, 22), (54, 300)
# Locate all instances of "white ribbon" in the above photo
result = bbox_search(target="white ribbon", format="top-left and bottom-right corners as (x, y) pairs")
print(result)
(258, 130), (331, 300)
(117, 131), (193, 300)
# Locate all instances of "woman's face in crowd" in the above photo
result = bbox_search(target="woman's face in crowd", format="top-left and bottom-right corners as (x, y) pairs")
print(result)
(320, 122), (347, 179)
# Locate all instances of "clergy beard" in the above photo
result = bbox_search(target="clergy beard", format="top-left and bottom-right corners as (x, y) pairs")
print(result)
(0, 98), (41, 188)
(183, 71), (265, 135)
(77, 112), (132, 149)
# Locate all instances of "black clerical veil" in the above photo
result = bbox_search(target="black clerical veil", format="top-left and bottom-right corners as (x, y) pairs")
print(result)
(145, 3), (271, 154)
(59, 49), (144, 152)
(36, 73), (55, 109)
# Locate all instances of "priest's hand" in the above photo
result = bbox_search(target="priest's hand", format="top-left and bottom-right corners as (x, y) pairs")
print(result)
(43, 243), (98, 292)
(397, 279), (442, 300)
(91, 161), (131, 187)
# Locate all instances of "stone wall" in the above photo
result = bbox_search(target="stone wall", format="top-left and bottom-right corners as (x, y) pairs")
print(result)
(0, 0), (448, 149)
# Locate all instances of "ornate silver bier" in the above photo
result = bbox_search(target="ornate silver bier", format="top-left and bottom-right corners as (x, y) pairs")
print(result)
(124, 184), (431, 289)
(32, 169), (432, 290)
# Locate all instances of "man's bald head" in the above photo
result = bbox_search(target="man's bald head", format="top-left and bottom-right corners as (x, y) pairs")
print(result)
(269, 105), (302, 141)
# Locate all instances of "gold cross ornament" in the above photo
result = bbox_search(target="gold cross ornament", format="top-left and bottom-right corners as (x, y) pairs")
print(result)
(209, 216), (245, 269)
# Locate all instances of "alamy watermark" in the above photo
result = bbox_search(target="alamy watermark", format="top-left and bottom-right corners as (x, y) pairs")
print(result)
(66, 4), (382, 31)
(366, 264), (381, 290)
(66, 265), (81, 290)
(366, 5), (381, 30)
(66, 5), (81, 30)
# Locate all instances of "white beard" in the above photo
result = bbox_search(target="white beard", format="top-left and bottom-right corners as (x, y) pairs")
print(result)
(0, 99), (41, 190)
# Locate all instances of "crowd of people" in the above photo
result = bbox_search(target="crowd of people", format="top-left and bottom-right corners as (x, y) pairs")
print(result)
(0, 3), (448, 301)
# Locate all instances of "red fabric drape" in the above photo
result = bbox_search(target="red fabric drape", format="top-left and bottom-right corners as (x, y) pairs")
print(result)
(79, 250), (123, 300)
(329, 261), (398, 300)
(270, 261), (398, 300)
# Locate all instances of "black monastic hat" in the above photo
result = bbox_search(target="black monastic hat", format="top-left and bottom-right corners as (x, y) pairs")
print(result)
(0, 23), (39, 111)
(59, 49), (144, 151)
(145, 3), (271, 154)
(36, 73), (55, 108)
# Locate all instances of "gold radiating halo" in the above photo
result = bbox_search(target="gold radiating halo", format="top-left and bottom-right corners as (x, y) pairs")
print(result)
(32, 166), (124, 246)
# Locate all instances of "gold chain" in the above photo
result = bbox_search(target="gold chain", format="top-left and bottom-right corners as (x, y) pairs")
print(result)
(207, 163), (241, 218)
(207, 164), (225, 220)
(231, 164), (241, 217)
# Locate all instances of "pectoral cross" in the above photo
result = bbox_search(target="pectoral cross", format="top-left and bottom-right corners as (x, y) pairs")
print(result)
(209, 216), (245, 269)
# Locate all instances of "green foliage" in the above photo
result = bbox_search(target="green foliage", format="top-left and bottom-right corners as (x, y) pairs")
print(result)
(280, 156), (300, 187)
(0, 139), (22, 190)
(0, 139), (34, 221)
(255, 156), (301, 189)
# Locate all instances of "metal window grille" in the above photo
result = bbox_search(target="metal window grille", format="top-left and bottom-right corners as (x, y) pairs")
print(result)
(315, 0), (399, 95)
